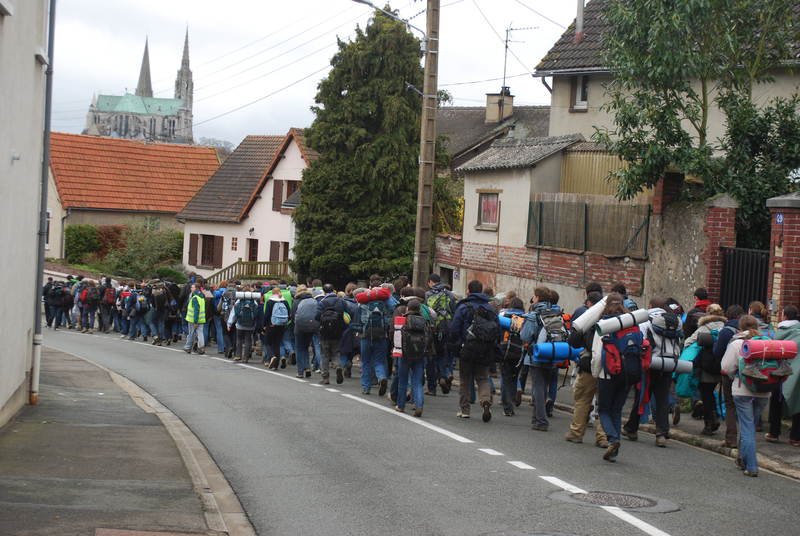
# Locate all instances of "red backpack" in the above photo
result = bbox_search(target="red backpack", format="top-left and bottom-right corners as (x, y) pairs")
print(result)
(103, 287), (116, 305)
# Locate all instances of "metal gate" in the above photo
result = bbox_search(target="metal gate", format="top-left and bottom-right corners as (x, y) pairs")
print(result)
(719, 247), (769, 310)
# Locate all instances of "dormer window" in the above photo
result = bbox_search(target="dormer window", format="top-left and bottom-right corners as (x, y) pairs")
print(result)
(571, 75), (589, 112)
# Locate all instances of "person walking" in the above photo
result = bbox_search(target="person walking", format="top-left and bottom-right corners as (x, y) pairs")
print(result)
(263, 287), (291, 369)
(184, 283), (207, 355)
(316, 284), (346, 384)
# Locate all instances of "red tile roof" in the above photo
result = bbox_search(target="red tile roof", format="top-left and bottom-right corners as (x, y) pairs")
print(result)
(50, 132), (220, 213)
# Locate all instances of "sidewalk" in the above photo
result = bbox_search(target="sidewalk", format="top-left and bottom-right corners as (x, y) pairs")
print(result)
(0, 348), (248, 536)
(545, 370), (800, 480)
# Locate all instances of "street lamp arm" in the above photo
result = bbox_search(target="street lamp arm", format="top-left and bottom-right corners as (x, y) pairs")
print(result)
(351, 0), (428, 40)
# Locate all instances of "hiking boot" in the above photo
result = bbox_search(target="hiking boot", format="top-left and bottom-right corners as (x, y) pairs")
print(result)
(183, 348), (191, 354)
(378, 378), (388, 397)
(503, 409), (515, 417)
(765, 433), (780, 443)
(268, 356), (279, 369)
(655, 435), (667, 448)
(425, 390), (437, 396)
(336, 367), (344, 385)
(531, 424), (548, 432)
(672, 405), (681, 425)
(233, 356), (242, 362)
(772, 360), (793, 377)
(304, 370), (312, 378)
(151, 337), (158, 345)
(320, 378), (330, 385)
(456, 411), (470, 419)
(603, 442), (620, 462)
(742, 362), (769, 380)
(290, 352), (297, 365)
(692, 400), (704, 420)
(701, 427), (717, 436)
(362, 389), (371, 395)
(596, 439), (609, 449)
(481, 401), (492, 423)
(142, 336), (148, 342)
(438, 377), (450, 394)
(743, 470), (759, 477)
(621, 429), (638, 442)
(197, 348), (205, 355)
(565, 432), (583, 444)
(280, 357), (287, 369)
(413, 407), (423, 418)
(514, 390), (522, 407)
(394, 406), (405, 413)
(344, 365), (352, 378)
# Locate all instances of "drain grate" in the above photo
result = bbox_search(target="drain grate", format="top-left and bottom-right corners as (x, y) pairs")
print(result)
(570, 491), (657, 509)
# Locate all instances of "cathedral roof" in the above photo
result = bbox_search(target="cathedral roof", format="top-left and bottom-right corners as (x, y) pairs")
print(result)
(95, 93), (186, 116)
(49, 132), (219, 214)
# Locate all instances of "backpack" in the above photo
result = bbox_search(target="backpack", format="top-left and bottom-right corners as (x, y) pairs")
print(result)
(696, 328), (721, 374)
(237, 299), (256, 329)
(217, 290), (235, 316)
(460, 305), (500, 363)
(103, 287), (116, 305)
(499, 321), (524, 364)
(601, 325), (648, 385)
(86, 287), (100, 306)
(737, 336), (789, 393)
(295, 298), (320, 334)
(649, 311), (684, 358)
(426, 291), (454, 336)
(80, 288), (89, 304)
(623, 297), (639, 311)
(270, 301), (289, 326)
(360, 300), (390, 340)
(319, 303), (345, 339)
(401, 314), (430, 361)
(535, 310), (569, 366)
(136, 295), (150, 313)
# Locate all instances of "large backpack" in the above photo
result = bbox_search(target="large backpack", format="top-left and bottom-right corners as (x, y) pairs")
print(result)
(136, 294), (150, 313)
(649, 311), (684, 359)
(533, 310), (569, 366)
(426, 291), (454, 337)
(461, 305), (500, 363)
(401, 314), (430, 361)
(499, 319), (524, 365)
(217, 290), (235, 317)
(360, 300), (390, 340)
(103, 287), (116, 305)
(236, 299), (257, 329)
(270, 301), (290, 326)
(737, 336), (791, 393)
(696, 328), (722, 374)
(295, 298), (321, 334)
(601, 325), (648, 385)
(319, 303), (345, 339)
(86, 286), (100, 306)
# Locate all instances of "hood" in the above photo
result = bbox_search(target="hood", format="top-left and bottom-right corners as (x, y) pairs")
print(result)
(648, 307), (667, 318)
(725, 319), (740, 329)
(295, 291), (312, 301)
(531, 301), (552, 315)
(269, 294), (285, 302)
(429, 283), (448, 294)
(462, 292), (490, 305)
(699, 314), (727, 327)
(778, 319), (800, 329)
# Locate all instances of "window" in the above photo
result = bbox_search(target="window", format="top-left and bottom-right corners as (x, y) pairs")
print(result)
(571, 75), (589, 111)
(45, 209), (51, 250)
(477, 192), (499, 230)
(231, 237), (238, 251)
(201, 235), (215, 266)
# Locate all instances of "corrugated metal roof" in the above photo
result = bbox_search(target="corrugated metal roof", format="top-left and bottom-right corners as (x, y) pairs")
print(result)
(49, 132), (219, 213)
(456, 134), (584, 173)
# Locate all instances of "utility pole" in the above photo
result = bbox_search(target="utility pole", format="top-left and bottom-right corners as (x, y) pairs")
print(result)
(412, 0), (440, 287)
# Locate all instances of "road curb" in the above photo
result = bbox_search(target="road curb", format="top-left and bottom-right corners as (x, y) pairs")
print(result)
(71, 354), (257, 536)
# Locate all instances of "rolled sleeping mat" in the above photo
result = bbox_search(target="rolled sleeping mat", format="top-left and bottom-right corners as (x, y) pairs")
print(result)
(595, 308), (650, 335)
(355, 286), (392, 304)
(697, 331), (715, 349)
(235, 291), (261, 300)
(741, 339), (798, 360)
(533, 342), (583, 362)
(571, 296), (608, 334)
(650, 356), (693, 374)
(499, 314), (512, 330)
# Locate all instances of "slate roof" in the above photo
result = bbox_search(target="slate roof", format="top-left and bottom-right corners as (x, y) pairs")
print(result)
(456, 134), (584, 173)
(437, 105), (550, 158)
(535, 0), (610, 75)
(49, 132), (219, 213)
(178, 135), (285, 223)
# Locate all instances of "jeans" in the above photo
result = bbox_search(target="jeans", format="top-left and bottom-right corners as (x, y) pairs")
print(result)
(295, 331), (313, 375)
(319, 338), (339, 378)
(531, 366), (555, 428)
(518, 364), (530, 396)
(397, 357), (425, 410)
(54, 307), (68, 328)
(499, 361), (519, 413)
(98, 303), (113, 332)
(569, 371), (607, 442)
(184, 322), (205, 350)
(360, 337), (388, 392)
(458, 359), (491, 413)
(625, 370), (671, 436)
(81, 307), (97, 330)
(236, 328), (254, 361)
(148, 310), (167, 341)
(734, 395), (769, 473)
(598, 375), (631, 444)
(312, 334), (322, 370)
(213, 317), (226, 352)
(281, 328), (295, 358)
(548, 369), (559, 403)
(48, 305), (59, 327)
(128, 316), (149, 339)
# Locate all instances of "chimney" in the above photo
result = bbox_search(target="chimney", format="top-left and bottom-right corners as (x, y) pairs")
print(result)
(485, 87), (514, 124)
(574, 0), (585, 44)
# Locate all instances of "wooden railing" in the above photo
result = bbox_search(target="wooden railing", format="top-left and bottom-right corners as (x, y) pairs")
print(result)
(205, 260), (292, 286)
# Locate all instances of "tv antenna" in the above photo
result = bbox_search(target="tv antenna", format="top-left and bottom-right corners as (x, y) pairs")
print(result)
(503, 25), (537, 89)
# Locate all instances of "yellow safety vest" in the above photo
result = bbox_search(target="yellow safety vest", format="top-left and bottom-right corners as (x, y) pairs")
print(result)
(185, 294), (206, 324)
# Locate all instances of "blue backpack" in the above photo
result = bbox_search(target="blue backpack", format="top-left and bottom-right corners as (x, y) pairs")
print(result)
(601, 326), (647, 384)
(360, 300), (390, 340)
(270, 301), (289, 326)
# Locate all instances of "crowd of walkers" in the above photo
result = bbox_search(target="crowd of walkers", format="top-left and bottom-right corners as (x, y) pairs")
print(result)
(43, 273), (800, 475)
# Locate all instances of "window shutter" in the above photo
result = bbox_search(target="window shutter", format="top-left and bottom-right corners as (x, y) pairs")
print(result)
(282, 241), (290, 262)
(189, 233), (198, 266)
(269, 241), (280, 262)
(213, 235), (224, 268)
(272, 180), (283, 211)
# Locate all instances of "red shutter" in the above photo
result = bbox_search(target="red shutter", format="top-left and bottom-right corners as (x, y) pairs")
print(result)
(188, 233), (198, 266)
(272, 180), (283, 211)
(213, 235), (224, 268)
(269, 241), (280, 262)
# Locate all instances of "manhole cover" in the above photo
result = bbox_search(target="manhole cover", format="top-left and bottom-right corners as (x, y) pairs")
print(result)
(570, 491), (657, 508)
(549, 490), (680, 513)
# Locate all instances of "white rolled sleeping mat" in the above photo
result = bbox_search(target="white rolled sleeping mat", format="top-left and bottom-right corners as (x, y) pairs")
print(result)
(650, 356), (694, 374)
(571, 296), (608, 334)
(235, 291), (262, 300)
(595, 308), (650, 335)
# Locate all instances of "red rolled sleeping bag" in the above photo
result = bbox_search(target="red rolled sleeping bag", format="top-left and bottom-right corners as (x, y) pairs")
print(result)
(740, 339), (798, 360)
(355, 286), (392, 304)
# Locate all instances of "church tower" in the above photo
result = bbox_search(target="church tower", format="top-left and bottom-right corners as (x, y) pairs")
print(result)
(175, 29), (193, 111)
(135, 38), (153, 98)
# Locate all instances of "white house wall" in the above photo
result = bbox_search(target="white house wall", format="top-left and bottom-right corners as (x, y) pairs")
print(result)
(46, 169), (65, 259)
(0, 0), (49, 426)
(463, 168), (533, 248)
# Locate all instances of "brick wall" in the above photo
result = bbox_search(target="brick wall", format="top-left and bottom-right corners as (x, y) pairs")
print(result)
(652, 173), (683, 215)
(702, 205), (737, 304)
(768, 205), (800, 315)
(435, 234), (462, 266)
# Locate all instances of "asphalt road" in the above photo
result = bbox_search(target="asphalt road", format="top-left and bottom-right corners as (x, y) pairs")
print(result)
(45, 329), (800, 536)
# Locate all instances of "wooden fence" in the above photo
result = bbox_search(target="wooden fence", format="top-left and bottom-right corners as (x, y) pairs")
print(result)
(205, 260), (292, 286)
(527, 193), (650, 258)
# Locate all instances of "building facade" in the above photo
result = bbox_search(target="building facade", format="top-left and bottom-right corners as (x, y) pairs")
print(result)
(84, 32), (193, 144)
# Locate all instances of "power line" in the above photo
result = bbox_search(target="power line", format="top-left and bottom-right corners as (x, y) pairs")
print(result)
(511, 0), (567, 29)
(440, 71), (529, 87)
(470, 0), (533, 76)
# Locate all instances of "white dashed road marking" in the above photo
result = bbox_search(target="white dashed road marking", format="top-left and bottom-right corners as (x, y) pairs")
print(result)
(507, 461), (536, 470)
(478, 448), (504, 456)
(539, 476), (586, 494)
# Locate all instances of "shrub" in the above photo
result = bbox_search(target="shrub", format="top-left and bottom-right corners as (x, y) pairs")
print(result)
(96, 225), (127, 257)
(104, 223), (184, 279)
(64, 224), (100, 264)
(154, 266), (188, 284)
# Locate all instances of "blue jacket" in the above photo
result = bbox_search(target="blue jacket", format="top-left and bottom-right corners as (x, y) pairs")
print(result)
(713, 319), (740, 359)
(449, 292), (494, 347)
(315, 294), (344, 320)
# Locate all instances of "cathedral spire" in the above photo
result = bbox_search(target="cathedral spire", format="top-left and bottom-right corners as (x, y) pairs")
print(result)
(135, 38), (153, 98)
(175, 28), (193, 112)
(181, 28), (190, 69)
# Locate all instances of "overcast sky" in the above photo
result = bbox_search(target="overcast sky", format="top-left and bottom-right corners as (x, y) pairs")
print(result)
(51, 0), (578, 145)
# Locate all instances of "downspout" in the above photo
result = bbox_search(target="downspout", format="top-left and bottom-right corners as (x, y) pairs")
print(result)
(540, 77), (552, 94)
(31, 0), (57, 406)
(60, 207), (70, 259)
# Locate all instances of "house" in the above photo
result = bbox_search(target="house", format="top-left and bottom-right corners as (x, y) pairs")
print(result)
(48, 132), (220, 258)
(0, 0), (50, 425)
(177, 128), (317, 281)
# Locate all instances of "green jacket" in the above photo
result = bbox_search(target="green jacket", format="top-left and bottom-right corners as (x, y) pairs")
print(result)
(775, 321), (800, 415)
